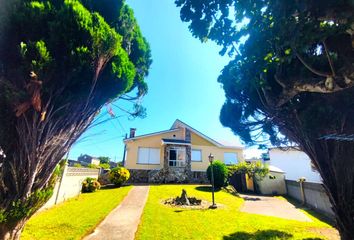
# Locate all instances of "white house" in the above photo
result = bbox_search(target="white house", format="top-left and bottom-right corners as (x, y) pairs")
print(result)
(268, 147), (322, 183)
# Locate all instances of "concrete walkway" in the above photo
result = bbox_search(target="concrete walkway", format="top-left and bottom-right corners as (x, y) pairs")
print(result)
(239, 194), (312, 222)
(84, 186), (150, 240)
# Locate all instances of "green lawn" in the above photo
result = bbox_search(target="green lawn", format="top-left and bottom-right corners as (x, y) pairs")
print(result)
(136, 185), (336, 240)
(21, 186), (132, 240)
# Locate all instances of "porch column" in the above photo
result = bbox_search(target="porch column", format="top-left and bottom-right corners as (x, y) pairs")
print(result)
(185, 145), (192, 180)
(163, 145), (170, 171)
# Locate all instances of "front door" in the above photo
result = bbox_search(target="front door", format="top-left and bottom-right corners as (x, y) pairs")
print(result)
(169, 147), (186, 167)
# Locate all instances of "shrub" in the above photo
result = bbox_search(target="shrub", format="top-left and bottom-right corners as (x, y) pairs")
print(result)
(99, 163), (111, 169)
(82, 177), (101, 193)
(109, 167), (130, 187)
(227, 161), (269, 180)
(73, 163), (82, 168)
(87, 163), (100, 169)
(206, 160), (228, 188)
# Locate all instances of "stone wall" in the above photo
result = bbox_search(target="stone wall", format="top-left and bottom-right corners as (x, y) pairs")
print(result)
(162, 144), (192, 182)
(185, 128), (191, 142)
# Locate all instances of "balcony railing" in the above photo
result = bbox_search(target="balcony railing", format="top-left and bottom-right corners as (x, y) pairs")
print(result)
(169, 160), (186, 167)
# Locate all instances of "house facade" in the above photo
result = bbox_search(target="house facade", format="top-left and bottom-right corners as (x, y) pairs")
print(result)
(77, 154), (100, 166)
(123, 119), (244, 183)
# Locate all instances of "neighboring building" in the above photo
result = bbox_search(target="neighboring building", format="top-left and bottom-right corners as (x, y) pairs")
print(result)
(123, 119), (244, 183)
(268, 147), (322, 183)
(67, 159), (80, 167)
(77, 154), (100, 166)
(256, 165), (287, 195)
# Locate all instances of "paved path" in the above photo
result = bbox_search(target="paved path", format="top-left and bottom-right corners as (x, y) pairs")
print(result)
(84, 186), (150, 240)
(239, 194), (312, 222)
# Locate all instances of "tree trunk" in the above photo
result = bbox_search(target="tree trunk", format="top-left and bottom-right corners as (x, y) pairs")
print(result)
(304, 139), (354, 240)
(0, 220), (27, 240)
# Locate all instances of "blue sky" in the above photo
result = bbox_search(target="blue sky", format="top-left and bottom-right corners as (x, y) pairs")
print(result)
(68, 0), (262, 161)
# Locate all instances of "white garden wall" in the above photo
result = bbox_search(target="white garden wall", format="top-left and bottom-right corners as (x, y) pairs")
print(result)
(42, 166), (99, 209)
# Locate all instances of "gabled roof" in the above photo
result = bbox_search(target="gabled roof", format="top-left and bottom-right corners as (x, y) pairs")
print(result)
(171, 119), (243, 149)
(123, 119), (243, 149)
(124, 128), (180, 142)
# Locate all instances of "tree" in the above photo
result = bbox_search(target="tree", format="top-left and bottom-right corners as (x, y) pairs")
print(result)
(98, 156), (110, 164)
(175, 0), (354, 238)
(228, 161), (269, 180)
(0, 0), (151, 239)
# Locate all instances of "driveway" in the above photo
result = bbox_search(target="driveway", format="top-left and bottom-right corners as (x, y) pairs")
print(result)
(239, 194), (312, 222)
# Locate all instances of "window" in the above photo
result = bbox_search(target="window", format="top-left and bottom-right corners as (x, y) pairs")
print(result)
(137, 148), (160, 164)
(224, 152), (238, 165)
(169, 147), (186, 167)
(191, 149), (202, 162)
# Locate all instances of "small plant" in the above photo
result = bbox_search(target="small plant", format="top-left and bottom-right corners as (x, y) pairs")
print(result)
(73, 163), (82, 168)
(206, 160), (228, 188)
(99, 163), (111, 169)
(87, 163), (100, 169)
(109, 167), (130, 187)
(82, 177), (101, 193)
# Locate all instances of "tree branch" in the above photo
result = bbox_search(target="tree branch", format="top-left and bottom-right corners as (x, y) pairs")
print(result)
(295, 51), (331, 77)
(322, 40), (336, 77)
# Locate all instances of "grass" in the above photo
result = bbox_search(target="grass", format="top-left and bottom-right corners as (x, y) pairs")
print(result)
(21, 185), (132, 240)
(136, 185), (336, 240)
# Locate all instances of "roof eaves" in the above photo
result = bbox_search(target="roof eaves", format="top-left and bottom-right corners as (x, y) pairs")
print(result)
(123, 128), (180, 142)
(172, 119), (244, 149)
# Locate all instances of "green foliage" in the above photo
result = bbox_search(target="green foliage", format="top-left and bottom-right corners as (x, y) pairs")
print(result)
(227, 162), (269, 181)
(73, 163), (82, 168)
(0, 0), (152, 146)
(1, 188), (54, 224)
(206, 160), (228, 188)
(0, 209), (6, 223)
(99, 163), (110, 169)
(87, 163), (100, 169)
(22, 186), (132, 240)
(0, 0), (151, 230)
(135, 185), (332, 240)
(175, 0), (354, 145)
(82, 177), (101, 193)
(109, 167), (130, 187)
(98, 156), (110, 164)
(176, 3), (354, 234)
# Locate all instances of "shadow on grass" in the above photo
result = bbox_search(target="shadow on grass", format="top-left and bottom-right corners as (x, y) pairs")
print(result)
(283, 196), (336, 226)
(195, 186), (221, 192)
(99, 184), (131, 190)
(223, 230), (293, 240)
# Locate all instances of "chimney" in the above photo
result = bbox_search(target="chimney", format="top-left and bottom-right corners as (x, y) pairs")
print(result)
(129, 128), (136, 138)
